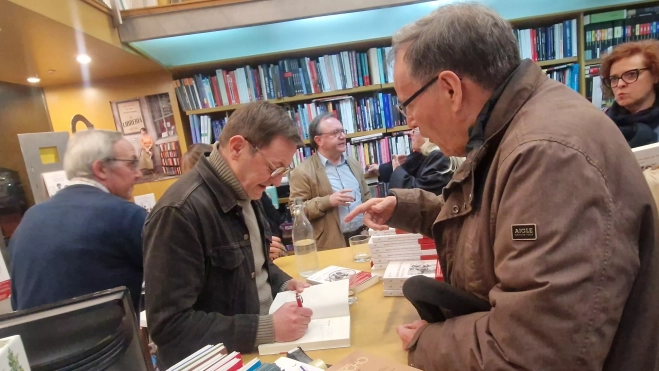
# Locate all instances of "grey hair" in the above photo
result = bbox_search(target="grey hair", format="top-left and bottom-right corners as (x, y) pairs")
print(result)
(447, 156), (466, 173)
(390, 1), (521, 90)
(63, 130), (124, 179)
(308, 113), (335, 150)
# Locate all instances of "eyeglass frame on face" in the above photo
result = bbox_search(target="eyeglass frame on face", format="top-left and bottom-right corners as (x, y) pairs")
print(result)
(105, 158), (139, 170)
(315, 128), (347, 138)
(396, 73), (463, 118)
(244, 138), (292, 177)
(396, 76), (439, 118)
(603, 68), (650, 88)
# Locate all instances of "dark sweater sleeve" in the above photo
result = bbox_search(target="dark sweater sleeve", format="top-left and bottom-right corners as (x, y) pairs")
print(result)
(120, 203), (148, 270)
(143, 206), (259, 358)
(389, 151), (453, 196)
(378, 162), (394, 183)
(260, 195), (282, 238)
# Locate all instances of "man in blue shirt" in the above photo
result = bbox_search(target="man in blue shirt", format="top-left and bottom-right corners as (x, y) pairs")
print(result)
(289, 113), (372, 249)
(9, 130), (146, 313)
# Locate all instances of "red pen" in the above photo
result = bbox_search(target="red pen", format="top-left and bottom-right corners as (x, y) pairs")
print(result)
(296, 293), (304, 307)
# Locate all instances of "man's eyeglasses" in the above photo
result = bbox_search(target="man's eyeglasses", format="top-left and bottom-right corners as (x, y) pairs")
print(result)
(106, 158), (139, 170)
(245, 139), (293, 177)
(602, 68), (650, 88)
(317, 129), (347, 138)
(396, 76), (439, 117)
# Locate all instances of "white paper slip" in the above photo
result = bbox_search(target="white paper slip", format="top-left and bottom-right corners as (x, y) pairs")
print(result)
(258, 279), (351, 355)
(275, 357), (325, 371)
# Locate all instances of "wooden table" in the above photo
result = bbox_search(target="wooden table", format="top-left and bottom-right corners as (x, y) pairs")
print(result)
(243, 247), (419, 365)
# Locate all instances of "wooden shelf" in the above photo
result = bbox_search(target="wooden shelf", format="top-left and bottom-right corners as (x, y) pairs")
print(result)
(388, 125), (409, 133)
(347, 128), (386, 139)
(584, 58), (602, 66)
(536, 57), (578, 67)
(185, 84), (392, 116)
(285, 85), (383, 104)
(279, 197), (289, 205)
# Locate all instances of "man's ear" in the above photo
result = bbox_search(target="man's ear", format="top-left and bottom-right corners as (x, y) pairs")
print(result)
(91, 160), (109, 181)
(438, 71), (463, 112)
(226, 135), (248, 160)
(313, 136), (322, 150)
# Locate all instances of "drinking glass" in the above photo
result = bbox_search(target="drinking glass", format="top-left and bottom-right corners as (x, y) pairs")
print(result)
(349, 235), (371, 263)
(328, 268), (358, 305)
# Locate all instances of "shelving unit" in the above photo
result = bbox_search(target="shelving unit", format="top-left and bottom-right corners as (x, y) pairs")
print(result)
(171, 1), (659, 157)
(183, 83), (395, 116)
(584, 58), (603, 66)
(536, 57), (579, 67)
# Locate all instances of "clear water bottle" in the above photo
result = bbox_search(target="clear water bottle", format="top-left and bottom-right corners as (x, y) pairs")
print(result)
(292, 197), (320, 277)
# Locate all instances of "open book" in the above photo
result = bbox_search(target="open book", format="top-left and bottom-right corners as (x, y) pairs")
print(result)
(257, 279), (351, 355)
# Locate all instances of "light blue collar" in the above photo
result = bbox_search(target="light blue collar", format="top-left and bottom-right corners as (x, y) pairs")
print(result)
(317, 152), (346, 167)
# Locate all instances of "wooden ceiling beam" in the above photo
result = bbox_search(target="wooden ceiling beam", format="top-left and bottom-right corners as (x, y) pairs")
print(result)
(117, 0), (426, 42)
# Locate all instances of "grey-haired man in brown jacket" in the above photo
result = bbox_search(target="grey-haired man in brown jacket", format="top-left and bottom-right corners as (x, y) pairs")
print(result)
(347, 3), (659, 370)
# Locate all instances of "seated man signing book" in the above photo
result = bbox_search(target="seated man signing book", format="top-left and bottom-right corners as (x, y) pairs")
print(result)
(346, 3), (659, 371)
(143, 102), (313, 369)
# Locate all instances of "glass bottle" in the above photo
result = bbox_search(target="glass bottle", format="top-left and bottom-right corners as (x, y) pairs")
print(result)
(291, 197), (319, 277)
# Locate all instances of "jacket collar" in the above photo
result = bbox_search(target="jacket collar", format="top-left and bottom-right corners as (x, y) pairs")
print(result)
(451, 59), (543, 183)
(443, 60), (543, 214)
(195, 155), (240, 214)
(317, 152), (346, 167)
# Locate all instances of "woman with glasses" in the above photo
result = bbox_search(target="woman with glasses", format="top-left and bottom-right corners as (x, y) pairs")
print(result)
(601, 40), (659, 147)
(367, 128), (463, 196)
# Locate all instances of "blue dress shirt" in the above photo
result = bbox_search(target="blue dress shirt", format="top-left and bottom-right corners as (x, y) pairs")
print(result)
(317, 152), (364, 233)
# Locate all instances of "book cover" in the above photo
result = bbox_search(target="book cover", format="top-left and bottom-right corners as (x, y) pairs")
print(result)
(0, 335), (30, 371)
(383, 260), (438, 285)
(632, 142), (659, 168)
(305, 266), (380, 293)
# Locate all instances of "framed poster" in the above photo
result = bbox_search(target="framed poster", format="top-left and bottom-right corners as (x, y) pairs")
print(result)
(110, 93), (182, 184)
(116, 99), (146, 135)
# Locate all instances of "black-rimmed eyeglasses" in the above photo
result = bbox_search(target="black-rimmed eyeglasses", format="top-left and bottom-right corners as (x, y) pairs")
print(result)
(602, 68), (650, 88)
(245, 139), (293, 177)
(316, 129), (347, 138)
(396, 76), (439, 117)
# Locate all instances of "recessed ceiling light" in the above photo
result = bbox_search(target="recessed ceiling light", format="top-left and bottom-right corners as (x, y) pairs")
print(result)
(27, 77), (41, 83)
(76, 54), (91, 64)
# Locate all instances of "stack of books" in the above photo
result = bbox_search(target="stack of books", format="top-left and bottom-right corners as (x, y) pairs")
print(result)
(368, 230), (438, 272)
(382, 259), (443, 296)
(306, 265), (380, 294)
(166, 344), (254, 371)
(382, 260), (440, 297)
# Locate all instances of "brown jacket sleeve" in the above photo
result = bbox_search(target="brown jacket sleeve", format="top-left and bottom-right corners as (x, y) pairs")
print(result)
(387, 188), (444, 238)
(407, 141), (639, 370)
(288, 167), (332, 221)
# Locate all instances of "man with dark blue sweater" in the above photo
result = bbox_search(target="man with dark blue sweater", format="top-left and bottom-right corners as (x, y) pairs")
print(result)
(9, 130), (146, 313)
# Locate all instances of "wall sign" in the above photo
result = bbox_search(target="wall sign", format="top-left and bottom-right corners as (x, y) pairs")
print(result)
(116, 99), (146, 135)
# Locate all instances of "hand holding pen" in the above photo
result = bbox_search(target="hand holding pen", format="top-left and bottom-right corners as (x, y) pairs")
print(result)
(273, 295), (313, 342)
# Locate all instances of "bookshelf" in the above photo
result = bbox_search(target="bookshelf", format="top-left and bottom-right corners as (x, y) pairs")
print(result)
(184, 83), (393, 115)
(536, 57), (579, 67)
(170, 1), (659, 165)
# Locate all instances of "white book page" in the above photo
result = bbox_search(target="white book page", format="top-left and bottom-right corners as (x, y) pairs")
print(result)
(258, 316), (351, 355)
(269, 279), (349, 319)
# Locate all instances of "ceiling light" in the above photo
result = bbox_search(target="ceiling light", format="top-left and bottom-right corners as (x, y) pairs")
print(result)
(76, 54), (91, 64)
(27, 77), (41, 83)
